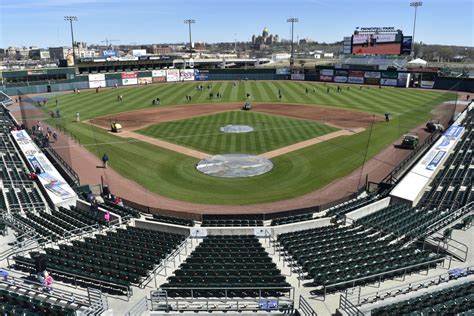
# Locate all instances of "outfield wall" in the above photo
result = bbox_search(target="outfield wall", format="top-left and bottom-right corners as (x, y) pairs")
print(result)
(1, 67), (472, 95)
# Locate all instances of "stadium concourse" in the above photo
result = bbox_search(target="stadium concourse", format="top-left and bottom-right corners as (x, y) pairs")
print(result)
(0, 88), (473, 316)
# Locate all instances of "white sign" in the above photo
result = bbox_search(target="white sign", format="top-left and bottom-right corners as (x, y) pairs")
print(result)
(166, 69), (180, 82)
(321, 69), (334, 76)
(353, 34), (396, 44)
(152, 70), (167, 77)
(132, 49), (147, 57)
(11, 130), (77, 207)
(180, 69), (195, 81)
(88, 73), (106, 88)
(122, 78), (138, 85)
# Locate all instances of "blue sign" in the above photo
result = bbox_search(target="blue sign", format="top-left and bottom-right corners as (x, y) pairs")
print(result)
(195, 74), (209, 81)
(102, 50), (117, 57)
(426, 151), (446, 171)
(437, 137), (451, 148)
(444, 126), (463, 139)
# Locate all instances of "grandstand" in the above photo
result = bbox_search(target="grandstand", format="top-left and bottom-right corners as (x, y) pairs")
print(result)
(0, 83), (472, 316)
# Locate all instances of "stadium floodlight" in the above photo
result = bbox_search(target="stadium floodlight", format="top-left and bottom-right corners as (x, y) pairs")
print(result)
(409, 2), (422, 58)
(64, 16), (78, 62)
(184, 19), (196, 59)
(287, 17), (299, 69)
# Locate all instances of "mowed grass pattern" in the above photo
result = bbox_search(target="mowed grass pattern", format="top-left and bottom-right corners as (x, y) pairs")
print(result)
(48, 81), (455, 121)
(40, 81), (458, 204)
(137, 111), (337, 154)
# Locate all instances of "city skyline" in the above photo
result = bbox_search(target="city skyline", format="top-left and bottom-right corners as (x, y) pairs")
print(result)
(0, 0), (473, 48)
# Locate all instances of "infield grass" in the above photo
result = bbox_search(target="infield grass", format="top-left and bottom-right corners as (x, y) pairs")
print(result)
(41, 81), (457, 204)
(137, 111), (337, 155)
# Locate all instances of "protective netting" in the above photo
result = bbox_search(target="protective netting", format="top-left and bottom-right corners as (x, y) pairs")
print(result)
(219, 125), (254, 133)
(196, 154), (273, 178)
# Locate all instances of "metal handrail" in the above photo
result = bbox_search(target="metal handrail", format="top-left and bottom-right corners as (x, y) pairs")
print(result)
(139, 236), (190, 289)
(314, 256), (446, 300)
(421, 202), (473, 238)
(299, 294), (317, 316)
(349, 265), (474, 306)
(0, 271), (90, 306)
(339, 294), (363, 316)
(10, 256), (132, 298)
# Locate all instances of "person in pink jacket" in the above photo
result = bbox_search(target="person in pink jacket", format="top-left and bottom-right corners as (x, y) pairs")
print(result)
(43, 271), (54, 293)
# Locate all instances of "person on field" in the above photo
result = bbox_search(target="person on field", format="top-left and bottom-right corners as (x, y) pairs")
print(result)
(384, 113), (390, 122)
(102, 153), (109, 168)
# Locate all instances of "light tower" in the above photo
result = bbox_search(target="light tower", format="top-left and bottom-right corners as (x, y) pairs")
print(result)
(287, 17), (299, 69)
(184, 19), (196, 58)
(410, 2), (422, 58)
(64, 16), (78, 62)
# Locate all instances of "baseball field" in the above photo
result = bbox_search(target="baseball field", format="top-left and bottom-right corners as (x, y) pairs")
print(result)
(43, 81), (456, 205)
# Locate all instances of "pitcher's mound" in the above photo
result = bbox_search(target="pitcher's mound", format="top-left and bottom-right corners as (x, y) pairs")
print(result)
(196, 154), (273, 178)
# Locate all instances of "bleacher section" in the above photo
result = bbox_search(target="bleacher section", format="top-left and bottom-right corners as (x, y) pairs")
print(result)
(146, 213), (195, 227)
(100, 200), (140, 219)
(161, 235), (290, 297)
(13, 226), (186, 294)
(277, 225), (444, 292)
(271, 213), (313, 226)
(418, 111), (473, 209)
(201, 215), (264, 227)
(325, 195), (376, 217)
(355, 205), (449, 238)
(371, 281), (474, 315)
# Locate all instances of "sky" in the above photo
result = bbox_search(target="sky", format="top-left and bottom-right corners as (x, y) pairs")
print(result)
(0, 0), (473, 48)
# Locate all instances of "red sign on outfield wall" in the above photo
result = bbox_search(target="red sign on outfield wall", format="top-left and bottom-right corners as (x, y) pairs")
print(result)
(121, 72), (137, 79)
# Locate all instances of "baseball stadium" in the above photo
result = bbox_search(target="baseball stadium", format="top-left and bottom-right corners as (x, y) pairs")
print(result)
(0, 5), (473, 316)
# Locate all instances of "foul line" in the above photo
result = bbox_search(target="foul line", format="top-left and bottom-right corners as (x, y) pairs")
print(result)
(260, 128), (365, 159)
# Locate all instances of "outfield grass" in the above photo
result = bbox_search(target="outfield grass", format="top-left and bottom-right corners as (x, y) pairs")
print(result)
(137, 111), (337, 155)
(42, 81), (457, 204)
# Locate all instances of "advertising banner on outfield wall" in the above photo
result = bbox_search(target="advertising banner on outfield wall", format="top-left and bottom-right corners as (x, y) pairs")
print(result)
(397, 72), (409, 87)
(321, 69), (334, 76)
(335, 70), (348, 76)
(138, 77), (152, 84)
(364, 71), (381, 79)
(291, 74), (305, 80)
(88, 73), (106, 88)
(320, 75), (333, 82)
(380, 78), (398, 86)
(152, 70), (166, 77)
(121, 72), (138, 85)
(334, 76), (348, 83)
(365, 78), (380, 85)
(420, 81), (435, 89)
(11, 130), (77, 207)
(348, 70), (365, 77)
(166, 69), (180, 82)
(152, 76), (166, 83)
(180, 69), (195, 81)
(348, 77), (364, 84)
(276, 68), (290, 75)
(381, 72), (398, 79)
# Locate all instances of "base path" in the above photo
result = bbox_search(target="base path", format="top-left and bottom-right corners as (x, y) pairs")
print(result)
(117, 131), (208, 159)
(261, 128), (365, 159)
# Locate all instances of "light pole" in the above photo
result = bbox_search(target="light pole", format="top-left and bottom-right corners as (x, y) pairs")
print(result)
(184, 19), (195, 58)
(410, 2), (422, 58)
(64, 16), (78, 62)
(287, 17), (299, 69)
